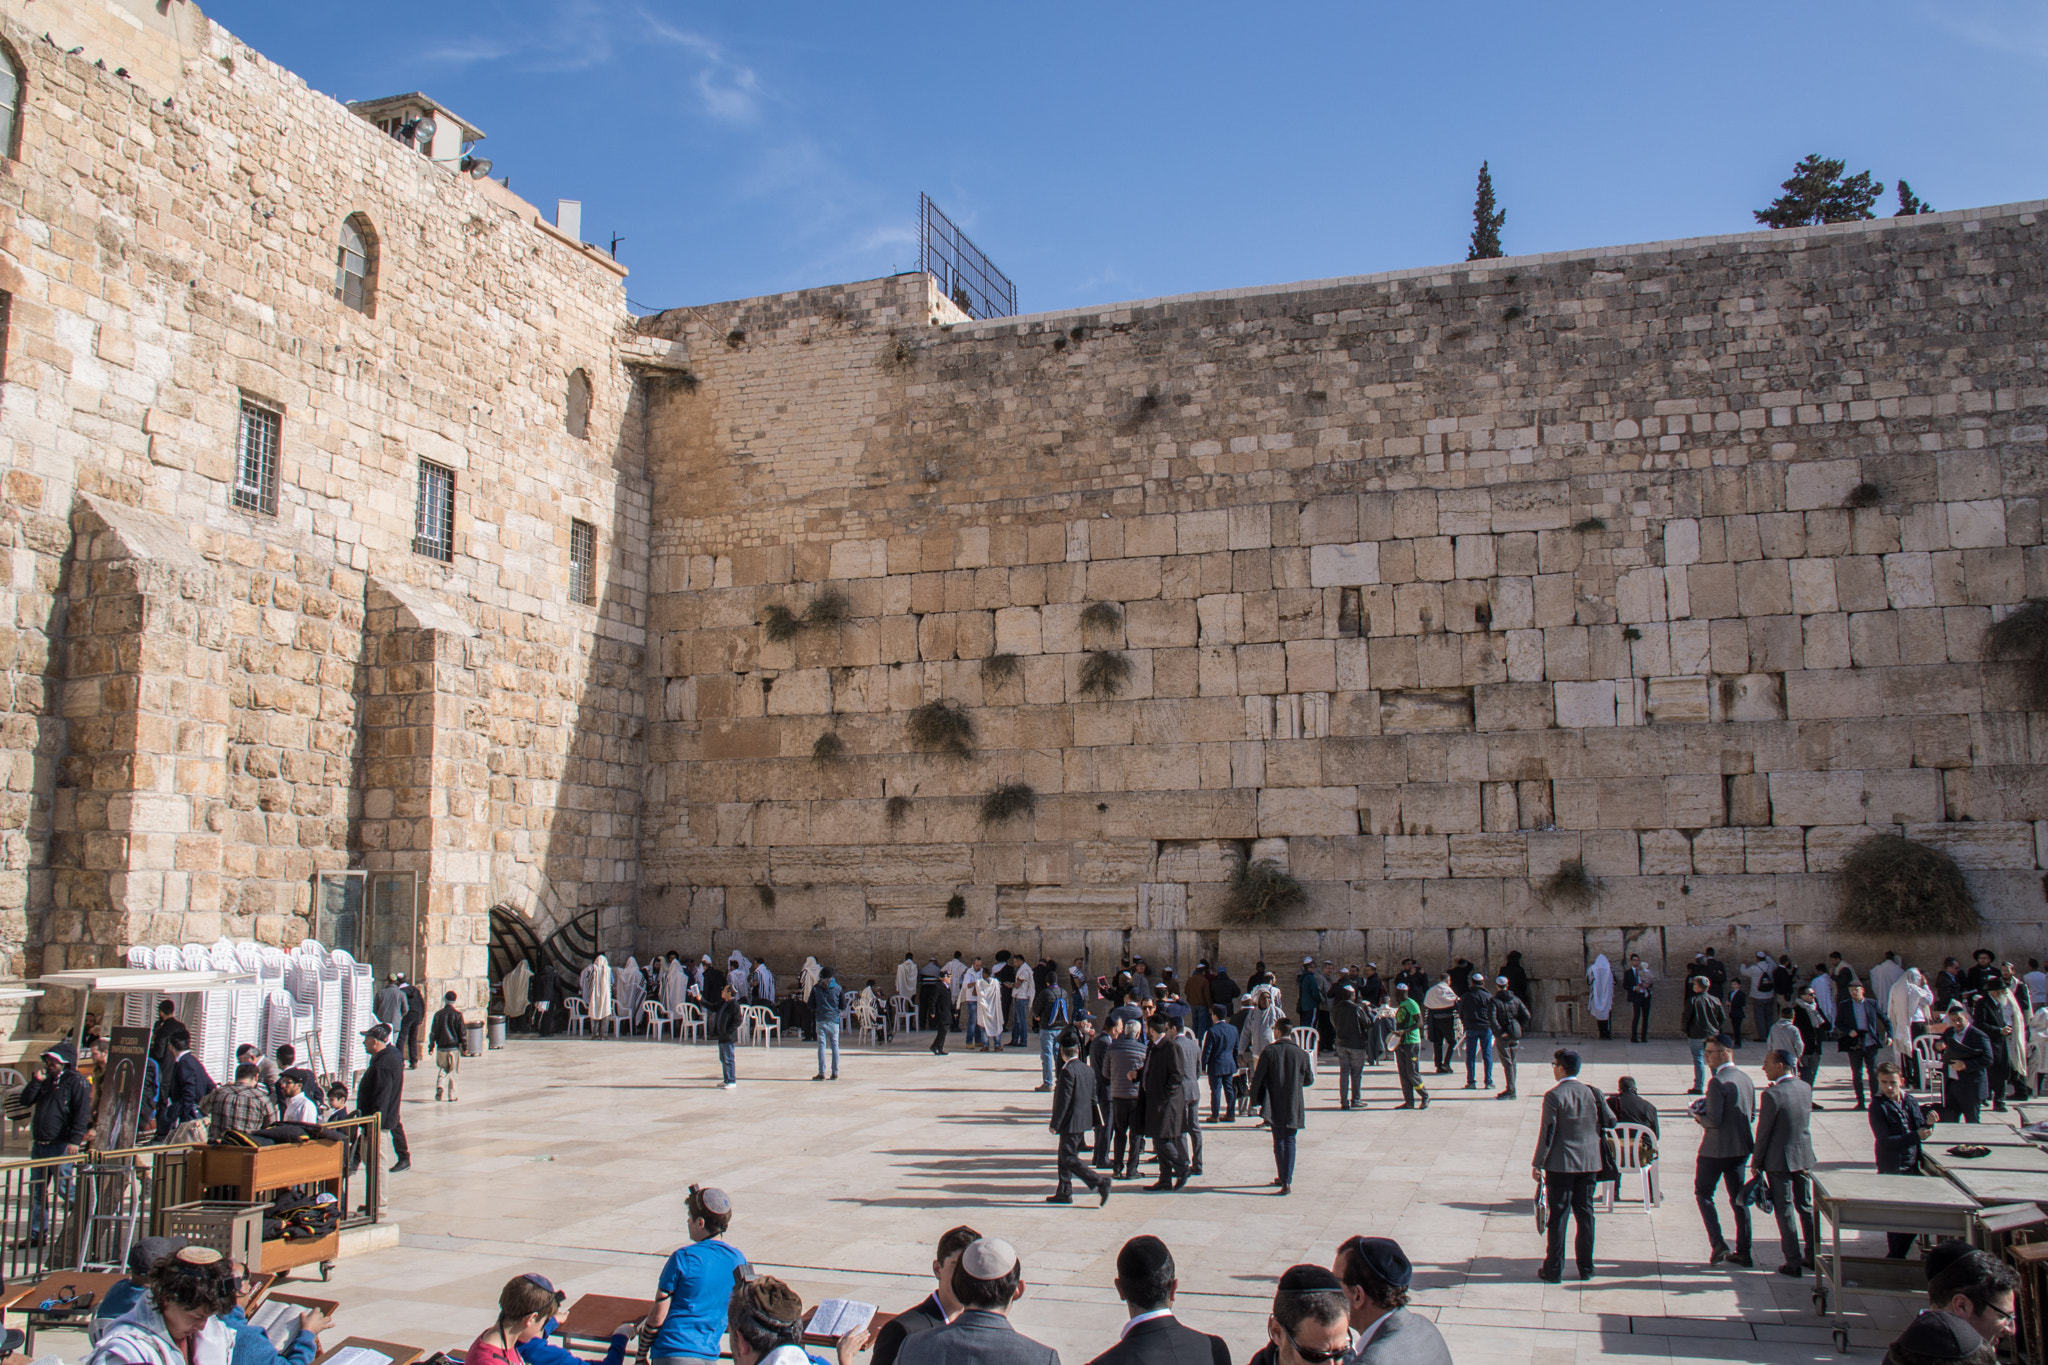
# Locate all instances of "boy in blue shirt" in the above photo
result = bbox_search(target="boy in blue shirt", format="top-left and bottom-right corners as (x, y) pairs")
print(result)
(639, 1186), (746, 1365)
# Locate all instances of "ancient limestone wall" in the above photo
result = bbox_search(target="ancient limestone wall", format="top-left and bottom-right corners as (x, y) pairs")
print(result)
(0, 0), (647, 1007)
(636, 210), (2048, 1014)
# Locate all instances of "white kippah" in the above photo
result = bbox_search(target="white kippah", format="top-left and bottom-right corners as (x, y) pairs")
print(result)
(960, 1237), (1018, 1280)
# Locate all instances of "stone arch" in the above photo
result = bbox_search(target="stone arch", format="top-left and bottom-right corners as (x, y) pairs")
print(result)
(565, 367), (592, 439)
(335, 212), (378, 314)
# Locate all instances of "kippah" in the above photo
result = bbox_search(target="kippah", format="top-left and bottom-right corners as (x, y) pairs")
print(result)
(1892, 1311), (1983, 1362)
(1349, 1236), (1412, 1289)
(175, 1246), (223, 1267)
(961, 1237), (1019, 1280)
(1275, 1264), (1346, 1294)
(693, 1186), (733, 1216)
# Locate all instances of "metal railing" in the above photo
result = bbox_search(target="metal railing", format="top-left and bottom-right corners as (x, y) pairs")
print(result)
(919, 193), (1017, 320)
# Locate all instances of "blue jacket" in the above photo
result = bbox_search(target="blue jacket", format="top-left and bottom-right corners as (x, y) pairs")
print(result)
(1199, 1022), (1239, 1076)
(219, 1305), (319, 1365)
(520, 1320), (628, 1365)
(813, 978), (846, 1024)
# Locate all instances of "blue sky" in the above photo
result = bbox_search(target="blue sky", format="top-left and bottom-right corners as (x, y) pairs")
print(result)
(204, 1), (2048, 317)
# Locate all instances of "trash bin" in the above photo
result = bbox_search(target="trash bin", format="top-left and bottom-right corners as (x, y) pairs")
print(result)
(465, 1020), (486, 1056)
(488, 1015), (507, 1050)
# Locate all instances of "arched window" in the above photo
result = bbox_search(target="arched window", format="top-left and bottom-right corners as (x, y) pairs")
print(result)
(334, 216), (373, 313)
(0, 46), (20, 159)
(565, 368), (591, 439)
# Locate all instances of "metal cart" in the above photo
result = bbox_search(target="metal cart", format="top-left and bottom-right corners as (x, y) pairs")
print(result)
(1811, 1170), (1980, 1352)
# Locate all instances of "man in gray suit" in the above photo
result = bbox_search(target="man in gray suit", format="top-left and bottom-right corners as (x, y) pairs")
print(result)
(1693, 1033), (1756, 1267)
(898, 1237), (1059, 1365)
(1532, 1048), (1612, 1282)
(1751, 1048), (1818, 1277)
(1332, 1234), (1451, 1365)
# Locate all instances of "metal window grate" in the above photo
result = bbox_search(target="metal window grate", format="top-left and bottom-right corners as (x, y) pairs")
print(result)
(232, 401), (280, 515)
(570, 518), (597, 606)
(918, 193), (1016, 321)
(335, 219), (370, 313)
(413, 459), (454, 561)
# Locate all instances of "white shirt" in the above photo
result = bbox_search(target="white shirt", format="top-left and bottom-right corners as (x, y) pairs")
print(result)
(1346, 1310), (1391, 1361)
(281, 1092), (319, 1125)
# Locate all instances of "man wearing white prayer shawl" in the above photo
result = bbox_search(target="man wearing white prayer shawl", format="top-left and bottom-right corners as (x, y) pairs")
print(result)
(585, 953), (612, 1028)
(503, 960), (531, 1024)
(616, 956), (645, 1028)
(1586, 954), (1615, 1040)
(975, 969), (1003, 1052)
(661, 956), (689, 1017)
(753, 960), (775, 1003)
(894, 954), (919, 1023)
(800, 957), (822, 1002)
(1868, 953), (1905, 1016)
(960, 960), (986, 1048)
(1811, 968), (1836, 1024)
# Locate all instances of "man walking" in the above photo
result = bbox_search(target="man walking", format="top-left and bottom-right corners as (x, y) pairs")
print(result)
(1049, 1030), (1111, 1205)
(1459, 976), (1495, 1092)
(1836, 981), (1888, 1111)
(1248, 1021), (1313, 1195)
(1752, 1048), (1817, 1276)
(1082, 1235), (1228, 1365)
(1174, 1016), (1203, 1177)
(1329, 984), (1370, 1110)
(1681, 975), (1728, 1095)
(1532, 1048), (1611, 1282)
(430, 991), (465, 1101)
(399, 974), (427, 1070)
(1391, 983), (1428, 1110)
(1201, 1006), (1238, 1123)
(356, 1023), (409, 1175)
(1939, 1003), (1993, 1123)
(1693, 1034), (1755, 1268)
(1108, 1017), (1150, 1179)
(1491, 976), (1531, 1100)
(1140, 1013), (1189, 1191)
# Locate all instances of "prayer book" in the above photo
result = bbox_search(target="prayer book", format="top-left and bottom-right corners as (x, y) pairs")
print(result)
(250, 1298), (301, 1348)
(805, 1299), (876, 1342)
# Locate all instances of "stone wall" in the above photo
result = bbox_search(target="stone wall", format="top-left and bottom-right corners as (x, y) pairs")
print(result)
(636, 209), (2048, 1014)
(0, 0), (648, 1010)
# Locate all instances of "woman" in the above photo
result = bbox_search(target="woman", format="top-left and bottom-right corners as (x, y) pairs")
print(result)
(1869, 1062), (1934, 1258)
(1586, 954), (1615, 1040)
(87, 1246), (239, 1365)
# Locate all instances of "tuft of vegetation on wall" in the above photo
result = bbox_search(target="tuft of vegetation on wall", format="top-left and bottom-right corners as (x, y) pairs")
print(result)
(1837, 834), (1977, 934)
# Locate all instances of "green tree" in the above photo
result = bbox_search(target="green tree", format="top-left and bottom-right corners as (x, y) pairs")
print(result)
(1466, 161), (1504, 260)
(1754, 154), (1883, 228)
(1895, 181), (1934, 216)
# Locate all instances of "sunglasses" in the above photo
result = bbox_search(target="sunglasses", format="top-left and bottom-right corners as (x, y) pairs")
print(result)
(1285, 1332), (1348, 1364)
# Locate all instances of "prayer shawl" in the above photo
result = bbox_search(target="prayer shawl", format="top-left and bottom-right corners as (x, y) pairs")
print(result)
(1888, 969), (1933, 1047)
(754, 962), (775, 1002)
(975, 975), (1002, 1037)
(1238, 1000), (1284, 1067)
(86, 1296), (233, 1365)
(1812, 971), (1836, 1024)
(1868, 958), (1905, 1013)
(855, 986), (881, 1027)
(661, 958), (689, 1016)
(616, 957), (645, 1022)
(895, 957), (919, 1002)
(1586, 955), (1614, 1021)
(943, 958), (967, 999)
(728, 950), (751, 991)
(957, 965), (981, 1005)
(1013, 961), (1035, 1005)
(801, 957), (822, 1003)
(585, 953), (612, 1022)
(2030, 1007), (2048, 1082)
(1999, 988), (2030, 1072)
(503, 961), (532, 1019)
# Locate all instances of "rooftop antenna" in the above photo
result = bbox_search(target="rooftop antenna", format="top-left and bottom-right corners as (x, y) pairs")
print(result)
(609, 234), (624, 258)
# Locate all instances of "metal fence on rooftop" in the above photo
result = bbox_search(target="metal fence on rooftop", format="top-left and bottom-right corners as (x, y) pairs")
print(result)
(918, 193), (1017, 321)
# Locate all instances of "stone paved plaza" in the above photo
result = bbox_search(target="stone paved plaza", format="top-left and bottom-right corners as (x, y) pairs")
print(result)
(179, 1028), (1938, 1363)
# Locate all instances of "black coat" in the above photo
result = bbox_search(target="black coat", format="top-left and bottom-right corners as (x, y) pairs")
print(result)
(1942, 1025), (1992, 1103)
(1605, 1090), (1660, 1137)
(1869, 1093), (1928, 1175)
(872, 1295), (947, 1365)
(711, 999), (743, 1044)
(1140, 1036), (1187, 1138)
(164, 1052), (216, 1124)
(429, 1004), (465, 1051)
(20, 1067), (93, 1147)
(1082, 1314), (1230, 1365)
(356, 1046), (405, 1127)
(1248, 1038), (1313, 1129)
(1051, 1057), (1097, 1135)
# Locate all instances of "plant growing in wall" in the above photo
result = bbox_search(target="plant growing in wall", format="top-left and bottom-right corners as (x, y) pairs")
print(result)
(1080, 601), (1125, 635)
(755, 883), (777, 909)
(885, 795), (913, 827)
(1845, 481), (1884, 509)
(1225, 854), (1309, 924)
(1986, 599), (2048, 706)
(761, 589), (852, 643)
(879, 335), (915, 373)
(763, 604), (803, 642)
(1571, 516), (1606, 533)
(1537, 858), (1601, 909)
(945, 893), (967, 918)
(1078, 650), (1132, 698)
(907, 700), (976, 758)
(812, 732), (846, 764)
(980, 782), (1036, 825)
(803, 591), (850, 627)
(983, 652), (1021, 684)
(1836, 833), (1977, 934)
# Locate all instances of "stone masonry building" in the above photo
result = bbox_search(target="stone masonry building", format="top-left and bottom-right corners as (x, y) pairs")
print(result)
(3, 0), (2046, 1026)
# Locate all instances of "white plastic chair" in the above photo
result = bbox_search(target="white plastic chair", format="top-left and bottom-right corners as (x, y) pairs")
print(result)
(565, 997), (589, 1037)
(1911, 1034), (1945, 1102)
(745, 1005), (781, 1047)
(1601, 1122), (1662, 1212)
(1295, 1027), (1320, 1056)
(641, 1002), (674, 1041)
(891, 994), (919, 1034)
(854, 997), (885, 1047)
(598, 1008), (630, 1038)
(677, 1002), (707, 1043)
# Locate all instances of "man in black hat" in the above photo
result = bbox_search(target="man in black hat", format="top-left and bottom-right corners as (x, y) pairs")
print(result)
(1251, 1265), (1348, 1365)
(356, 1023), (410, 1175)
(400, 974), (428, 1070)
(1884, 1311), (1986, 1365)
(1331, 1235), (1450, 1365)
(1049, 1030), (1111, 1206)
(17, 1041), (91, 1247)
(1082, 1235), (1228, 1365)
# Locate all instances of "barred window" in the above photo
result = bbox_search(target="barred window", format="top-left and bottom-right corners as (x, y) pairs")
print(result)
(566, 369), (591, 440)
(413, 459), (454, 561)
(570, 518), (597, 605)
(335, 216), (373, 314)
(232, 399), (281, 515)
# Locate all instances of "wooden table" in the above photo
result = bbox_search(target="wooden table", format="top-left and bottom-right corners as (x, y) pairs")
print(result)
(1811, 1170), (1981, 1352)
(556, 1294), (653, 1350)
(1940, 1168), (2048, 1207)
(1925, 1144), (2048, 1176)
(0, 1270), (129, 1352)
(312, 1336), (424, 1365)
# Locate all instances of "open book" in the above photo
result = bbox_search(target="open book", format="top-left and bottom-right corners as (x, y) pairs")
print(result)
(805, 1299), (877, 1342)
(249, 1299), (302, 1349)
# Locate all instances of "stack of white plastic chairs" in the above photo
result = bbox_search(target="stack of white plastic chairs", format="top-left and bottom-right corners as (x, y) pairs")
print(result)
(331, 949), (372, 1081)
(286, 944), (329, 1079)
(122, 945), (163, 1028)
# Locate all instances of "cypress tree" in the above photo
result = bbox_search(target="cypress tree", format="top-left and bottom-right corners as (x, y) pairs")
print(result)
(1755, 154), (1883, 228)
(1467, 162), (1505, 261)
(1895, 181), (1933, 216)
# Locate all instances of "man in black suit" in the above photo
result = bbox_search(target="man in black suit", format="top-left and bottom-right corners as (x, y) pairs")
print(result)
(1835, 981), (1888, 1110)
(1692, 1034), (1755, 1268)
(1083, 1236), (1228, 1365)
(1532, 1048), (1611, 1283)
(872, 1225), (979, 1365)
(1937, 1003), (1993, 1123)
(1050, 1031), (1111, 1206)
(1140, 1013), (1189, 1191)
(1248, 1022), (1314, 1196)
(897, 1238), (1057, 1365)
